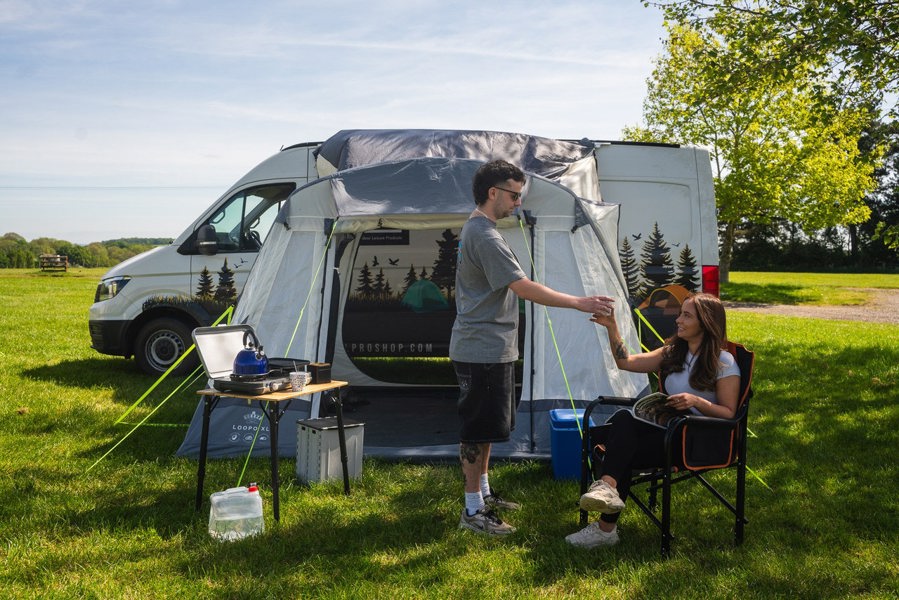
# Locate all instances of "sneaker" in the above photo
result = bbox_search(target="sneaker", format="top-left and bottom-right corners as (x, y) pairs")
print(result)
(579, 479), (625, 514)
(458, 507), (516, 536)
(484, 488), (521, 511)
(565, 522), (620, 549)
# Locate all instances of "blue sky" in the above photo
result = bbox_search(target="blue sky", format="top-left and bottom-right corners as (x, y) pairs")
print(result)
(1, 1), (666, 244)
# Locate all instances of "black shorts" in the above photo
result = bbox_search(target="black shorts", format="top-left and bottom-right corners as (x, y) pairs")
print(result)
(453, 361), (518, 443)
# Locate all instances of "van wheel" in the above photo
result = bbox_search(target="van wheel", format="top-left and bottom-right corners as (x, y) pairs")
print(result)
(135, 318), (198, 377)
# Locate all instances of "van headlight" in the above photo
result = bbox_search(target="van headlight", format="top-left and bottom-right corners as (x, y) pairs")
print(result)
(94, 276), (132, 302)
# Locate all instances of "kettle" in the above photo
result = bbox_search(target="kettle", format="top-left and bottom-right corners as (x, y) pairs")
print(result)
(232, 330), (269, 376)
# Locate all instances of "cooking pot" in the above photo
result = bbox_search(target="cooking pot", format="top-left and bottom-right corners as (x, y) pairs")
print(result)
(232, 330), (269, 376)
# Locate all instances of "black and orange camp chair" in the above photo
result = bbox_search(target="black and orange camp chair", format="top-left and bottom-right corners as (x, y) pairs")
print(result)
(578, 341), (755, 557)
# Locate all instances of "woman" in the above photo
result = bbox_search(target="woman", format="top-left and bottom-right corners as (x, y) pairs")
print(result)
(565, 293), (740, 549)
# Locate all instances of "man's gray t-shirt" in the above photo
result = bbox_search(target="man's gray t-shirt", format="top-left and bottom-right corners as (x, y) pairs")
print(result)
(449, 216), (527, 363)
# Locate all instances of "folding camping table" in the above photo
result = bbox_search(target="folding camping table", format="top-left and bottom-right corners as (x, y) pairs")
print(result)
(194, 380), (349, 522)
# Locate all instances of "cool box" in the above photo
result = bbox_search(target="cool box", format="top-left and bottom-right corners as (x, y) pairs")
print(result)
(549, 409), (597, 480)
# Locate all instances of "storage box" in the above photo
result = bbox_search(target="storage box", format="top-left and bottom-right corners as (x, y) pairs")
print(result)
(296, 417), (364, 483)
(549, 409), (596, 480)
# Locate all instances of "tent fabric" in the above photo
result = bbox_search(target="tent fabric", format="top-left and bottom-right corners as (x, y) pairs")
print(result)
(177, 131), (648, 460)
(316, 129), (595, 181)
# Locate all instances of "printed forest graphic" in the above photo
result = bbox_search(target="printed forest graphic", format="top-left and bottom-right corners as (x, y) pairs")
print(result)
(142, 259), (238, 317)
(347, 229), (458, 312)
(620, 222), (699, 302)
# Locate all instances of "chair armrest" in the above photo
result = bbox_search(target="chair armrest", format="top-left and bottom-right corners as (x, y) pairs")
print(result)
(583, 395), (637, 426)
(593, 395), (638, 407)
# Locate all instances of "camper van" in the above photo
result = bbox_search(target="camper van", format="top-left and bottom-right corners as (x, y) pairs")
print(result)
(88, 130), (719, 378)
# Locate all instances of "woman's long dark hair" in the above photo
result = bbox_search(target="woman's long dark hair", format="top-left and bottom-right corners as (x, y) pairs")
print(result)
(659, 293), (727, 391)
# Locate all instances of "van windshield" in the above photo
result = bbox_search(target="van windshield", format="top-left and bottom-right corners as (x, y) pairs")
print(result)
(206, 183), (295, 252)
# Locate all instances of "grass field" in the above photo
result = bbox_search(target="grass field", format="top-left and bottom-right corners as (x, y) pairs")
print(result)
(722, 272), (899, 305)
(1, 268), (897, 598)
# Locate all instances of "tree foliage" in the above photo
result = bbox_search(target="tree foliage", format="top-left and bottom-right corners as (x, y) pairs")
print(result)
(625, 20), (880, 277)
(0, 233), (171, 269)
(648, 0), (899, 116)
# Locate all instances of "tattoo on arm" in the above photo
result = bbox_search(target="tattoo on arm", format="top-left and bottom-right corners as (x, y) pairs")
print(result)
(460, 442), (481, 465)
(613, 339), (629, 360)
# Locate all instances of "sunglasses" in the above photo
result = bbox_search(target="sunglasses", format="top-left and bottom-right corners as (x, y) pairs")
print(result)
(493, 186), (522, 201)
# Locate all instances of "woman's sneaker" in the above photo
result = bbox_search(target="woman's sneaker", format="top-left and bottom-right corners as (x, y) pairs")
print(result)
(579, 479), (625, 514)
(459, 507), (516, 536)
(565, 522), (620, 549)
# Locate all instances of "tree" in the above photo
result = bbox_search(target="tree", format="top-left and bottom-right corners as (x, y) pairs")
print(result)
(858, 120), (899, 261)
(625, 22), (878, 279)
(648, 0), (899, 116)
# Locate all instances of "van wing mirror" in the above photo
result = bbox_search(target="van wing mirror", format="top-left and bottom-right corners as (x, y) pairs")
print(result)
(197, 225), (218, 256)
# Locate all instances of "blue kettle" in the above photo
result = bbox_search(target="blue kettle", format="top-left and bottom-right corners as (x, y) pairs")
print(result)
(232, 330), (269, 376)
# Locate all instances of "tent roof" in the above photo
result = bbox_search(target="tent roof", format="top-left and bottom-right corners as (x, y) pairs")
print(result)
(316, 129), (595, 180)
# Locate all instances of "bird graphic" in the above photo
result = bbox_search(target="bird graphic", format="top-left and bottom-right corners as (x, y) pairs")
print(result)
(672, 242), (681, 247)
(631, 233), (642, 240)
(372, 256), (380, 266)
(388, 257), (399, 265)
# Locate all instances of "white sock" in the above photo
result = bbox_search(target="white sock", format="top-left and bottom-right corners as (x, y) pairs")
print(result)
(465, 491), (484, 516)
(479, 474), (490, 498)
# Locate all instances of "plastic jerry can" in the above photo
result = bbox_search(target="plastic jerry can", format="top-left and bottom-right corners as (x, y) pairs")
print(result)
(208, 484), (264, 541)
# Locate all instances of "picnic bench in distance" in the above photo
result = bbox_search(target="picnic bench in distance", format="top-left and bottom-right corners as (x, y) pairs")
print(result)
(39, 254), (68, 271)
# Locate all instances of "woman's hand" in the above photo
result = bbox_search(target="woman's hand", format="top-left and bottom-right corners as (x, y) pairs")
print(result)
(589, 305), (617, 328)
(666, 393), (702, 412)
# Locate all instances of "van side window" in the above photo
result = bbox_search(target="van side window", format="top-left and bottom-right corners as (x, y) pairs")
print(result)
(205, 183), (296, 253)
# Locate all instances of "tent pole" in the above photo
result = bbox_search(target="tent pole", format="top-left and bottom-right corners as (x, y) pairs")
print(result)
(522, 211), (537, 452)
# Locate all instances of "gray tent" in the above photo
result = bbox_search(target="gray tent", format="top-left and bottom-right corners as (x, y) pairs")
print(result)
(178, 130), (647, 460)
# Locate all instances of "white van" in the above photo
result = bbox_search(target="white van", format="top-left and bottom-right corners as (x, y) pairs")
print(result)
(88, 132), (719, 376)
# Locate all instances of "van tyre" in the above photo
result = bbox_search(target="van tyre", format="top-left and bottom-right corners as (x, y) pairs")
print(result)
(135, 317), (198, 377)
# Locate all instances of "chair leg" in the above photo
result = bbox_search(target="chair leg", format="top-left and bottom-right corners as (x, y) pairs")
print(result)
(660, 469), (672, 557)
(735, 459), (746, 545)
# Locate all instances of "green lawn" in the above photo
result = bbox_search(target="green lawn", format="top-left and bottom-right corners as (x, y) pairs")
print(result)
(722, 271), (899, 305)
(1, 268), (897, 598)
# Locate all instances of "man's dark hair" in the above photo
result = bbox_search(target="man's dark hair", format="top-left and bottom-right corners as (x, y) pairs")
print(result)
(472, 159), (525, 205)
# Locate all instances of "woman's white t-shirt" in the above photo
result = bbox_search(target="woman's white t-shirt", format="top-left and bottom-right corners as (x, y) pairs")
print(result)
(664, 349), (740, 414)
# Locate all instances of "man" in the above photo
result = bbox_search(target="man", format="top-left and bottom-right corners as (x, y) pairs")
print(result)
(450, 159), (615, 535)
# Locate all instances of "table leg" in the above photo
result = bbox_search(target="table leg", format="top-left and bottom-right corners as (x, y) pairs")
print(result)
(261, 400), (290, 522)
(195, 395), (219, 511)
(332, 390), (351, 496)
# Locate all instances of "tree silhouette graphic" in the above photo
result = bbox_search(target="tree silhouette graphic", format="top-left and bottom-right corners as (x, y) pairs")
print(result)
(355, 262), (374, 298)
(373, 267), (389, 299)
(430, 228), (458, 296)
(213, 259), (237, 303)
(675, 244), (699, 292)
(402, 264), (418, 295)
(619, 236), (641, 299)
(196, 266), (215, 300)
(638, 222), (675, 298)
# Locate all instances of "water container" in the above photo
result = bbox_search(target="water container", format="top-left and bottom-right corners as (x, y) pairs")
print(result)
(208, 484), (264, 541)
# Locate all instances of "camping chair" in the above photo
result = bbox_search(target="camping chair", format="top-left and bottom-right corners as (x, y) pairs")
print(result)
(578, 341), (755, 557)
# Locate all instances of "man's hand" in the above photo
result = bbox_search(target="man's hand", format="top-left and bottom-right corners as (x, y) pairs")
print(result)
(578, 295), (614, 315)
